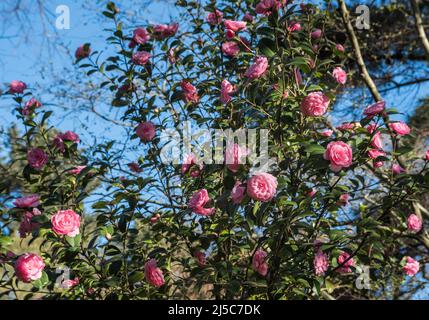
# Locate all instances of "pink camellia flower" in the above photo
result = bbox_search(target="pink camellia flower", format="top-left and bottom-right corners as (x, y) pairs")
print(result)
(407, 214), (422, 233)
(188, 189), (215, 216)
(392, 164), (405, 175)
(288, 21), (301, 32)
(182, 153), (203, 177)
(152, 23), (178, 39)
(335, 43), (345, 53)
(69, 166), (87, 175)
(136, 121), (156, 142)
(9, 80), (27, 94)
(14, 194), (40, 208)
(231, 181), (246, 204)
(220, 79), (235, 104)
(367, 125), (383, 150)
(145, 259), (165, 287)
(363, 100), (385, 118)
(14, 253), (45, 283)
(252, 249), (268, 276)
(132, 51), (151, 65)
(368, 149), (385, 160)
(224, 20), (246, 32)
(245, 56), (268, 79)
(75, 44), (91, 59)
(194, 251), (207, 267)
(133, 27), (150, 44)
(336, 251), (355, 273)
(22, 98), (42, 116)
(311, 29), (322, 39)
(181, 80), (199, 104)
(61, 131), (80, 142)
(221, 41), (240, 57)
(225, 29), (235, 39)
(300, 92), (330, 117)
(243, 12), (254, 22)
(389, 122), (411, 136)
(314, 250), (329, 276)
(332, 67), (347, 85)
(206, 9), (223, 25)
(27, 148), (48, 170)
(256, 0), (284, 15)
(224, 143), (249, 172)
(61, 277), (79, 289)
(368, 149), (386, 168)
(339, 193), (350, 206)
(425, 150), (429, 161)
(19, 208), (42, 238)
(324, 141), (353, 172)
(321, 130), (333, 137)
(247, 172), (278, 202)
(128, 162), (141, 173)
(51, 209), (81, 237)
(403, 256), (419, 276)
(53, 131), (80, 153)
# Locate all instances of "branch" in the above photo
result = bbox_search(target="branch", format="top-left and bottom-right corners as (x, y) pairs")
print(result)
(338, 0), (382, 101)
(411, 0), (429, 57)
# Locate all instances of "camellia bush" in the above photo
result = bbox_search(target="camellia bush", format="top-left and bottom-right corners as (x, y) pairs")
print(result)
(0, 0), (428, 300)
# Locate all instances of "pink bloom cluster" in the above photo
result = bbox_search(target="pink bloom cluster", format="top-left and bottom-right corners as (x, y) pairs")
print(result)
(221, 79), (235, 104)
(9, 80), (27, 94)
(145, 259), (165, 287)
(247, 172), (277, 202)
(206, 9), (223, 25)
(324, 141), (353, 172)
(51, 209), (81, 237)
(53, 131), (80, 153)
(255, 0), (283, 15)
(403, 256), (419, 276)
(407, 214), (422, 233)
(188, 189), (215, 216)
(222, 41), (240, 57)
(136, 121), (156, 142)
(181, 80), (200, 104)
(245, 56), (268, 79)
(314, 250), (329, 276)
(389, 122), (411, 136)
(363, 100), (385, 118)
(300, 92), (330, 117)
(15, 253), (45, 283)
(14, 194), (40, 208)
(336, 251), (355, 273)
(61, 277), (80, 289)
(152, 23), (178, 39)
(252, 249), (268, 276)
(22, 98), (42, 116)
(27, 148), (48, 170)
(132, 51), (151, 65)
(332, 67), (347, 85)
(133, 28), (150, 45)
(231, 181), (246, 204)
